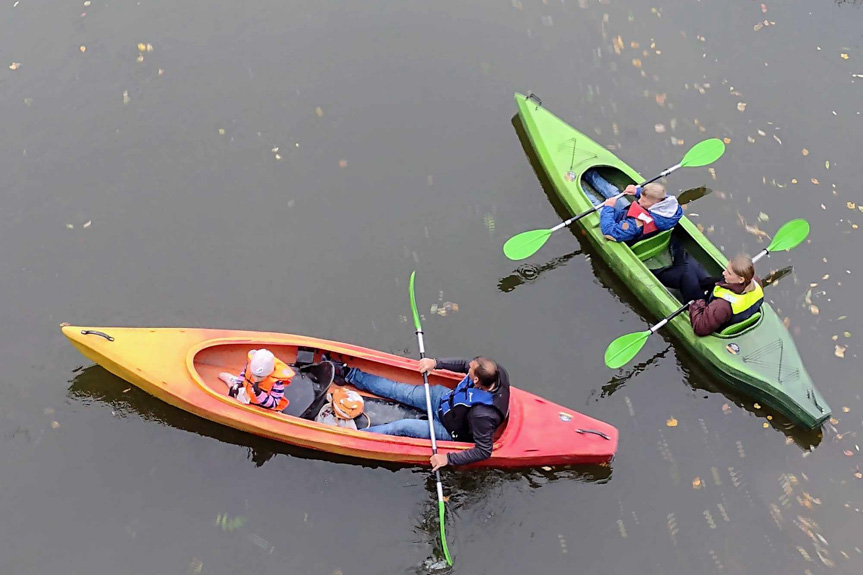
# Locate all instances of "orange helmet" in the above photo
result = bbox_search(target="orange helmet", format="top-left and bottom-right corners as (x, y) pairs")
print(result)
(330, 388), (364, 420)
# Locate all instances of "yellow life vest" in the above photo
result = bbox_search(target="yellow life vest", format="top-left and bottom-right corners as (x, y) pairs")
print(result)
(709, 282), (764, 328)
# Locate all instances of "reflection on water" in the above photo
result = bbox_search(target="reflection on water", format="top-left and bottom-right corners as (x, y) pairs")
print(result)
(497, 250), (580, 293)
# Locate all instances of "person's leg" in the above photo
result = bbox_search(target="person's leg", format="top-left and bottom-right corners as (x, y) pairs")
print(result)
(678, 260), (712, 302)
(363, 417), (451, 441)
(582, 169), (628, 209)
(346, 369), (447, 413)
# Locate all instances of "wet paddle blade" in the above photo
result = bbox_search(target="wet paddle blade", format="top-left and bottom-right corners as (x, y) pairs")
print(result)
(767, 219), (810, 253)
(763, 265), (794, 287)
(409, 271), (422, 332)
(677, 186), (712, 205)
(439, 500), (453, 565)
(503, 228), (553, 261)
(680, 138), (725, 168)
(604, 331), (651, 369)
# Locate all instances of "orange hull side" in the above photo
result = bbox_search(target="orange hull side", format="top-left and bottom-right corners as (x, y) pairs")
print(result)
(61, 326), (618, 468)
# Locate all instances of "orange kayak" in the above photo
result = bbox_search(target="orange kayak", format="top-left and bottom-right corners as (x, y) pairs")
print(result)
(61, 325), (618, 468)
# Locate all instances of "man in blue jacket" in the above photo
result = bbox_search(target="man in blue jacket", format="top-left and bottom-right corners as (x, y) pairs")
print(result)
(582, 169), (683, 243)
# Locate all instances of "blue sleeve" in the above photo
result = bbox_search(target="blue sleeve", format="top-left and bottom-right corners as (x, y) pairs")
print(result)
(599, 207), (643, 242)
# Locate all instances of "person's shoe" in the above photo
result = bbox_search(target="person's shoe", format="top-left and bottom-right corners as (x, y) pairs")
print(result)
(323, 355), (350, 385)
(219, 372), (243, 397)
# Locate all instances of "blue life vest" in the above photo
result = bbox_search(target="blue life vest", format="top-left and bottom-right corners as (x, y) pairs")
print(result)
(438, 375), (507, 440)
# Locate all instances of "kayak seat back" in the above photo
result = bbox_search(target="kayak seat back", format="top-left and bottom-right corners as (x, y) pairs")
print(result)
(716, 311), (763, 337)
(630, 229), (672, 263)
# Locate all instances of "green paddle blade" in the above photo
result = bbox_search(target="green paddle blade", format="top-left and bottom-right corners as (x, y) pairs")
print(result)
(767, 219), (810, 253)
(604, 331), (651, 369)
(409, 271), (422, 332)
(503, 228), (553, 261)
(680, 138), (725, 168)
(439, 500), (453, 565)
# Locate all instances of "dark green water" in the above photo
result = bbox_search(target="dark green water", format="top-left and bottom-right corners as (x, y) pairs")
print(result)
(1, 0), (862, 573)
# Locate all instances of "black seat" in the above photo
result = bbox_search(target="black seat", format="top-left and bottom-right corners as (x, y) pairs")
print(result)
(280, 361), (335, 418)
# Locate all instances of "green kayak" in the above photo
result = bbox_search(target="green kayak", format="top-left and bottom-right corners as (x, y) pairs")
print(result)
(514, 92), (830, 429)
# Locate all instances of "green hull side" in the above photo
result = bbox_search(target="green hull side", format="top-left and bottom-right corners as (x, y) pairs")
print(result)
(514, 93), (830, 429)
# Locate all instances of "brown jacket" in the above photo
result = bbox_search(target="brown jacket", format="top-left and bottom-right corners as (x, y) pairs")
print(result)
(690, 277), (762, 336)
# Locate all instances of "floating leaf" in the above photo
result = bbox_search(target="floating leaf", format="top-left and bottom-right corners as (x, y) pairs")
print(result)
(842, 406), (851, 413)
(315, 106), (324, 117)
(137, 43), (146, 52)
(758, 212), (769, 222)
(841, 53), (849, 60)
(79, 45), (86, 53)
(754, 403), (761, 409)
(655, 123), (666, 133)
(802, 148), (809, 156)
(692, 477), (702, 489)
(810, 305), (820, 315)
(9, 62), (20, 70)
(763, 422), (769, 428)
(82, 220), (91, 228)
(338, 159), (347, 168)
(737, 102), (747, 112)
(825, 161), (830, 170)
(723, 137), (731, 144)
(632, 58), (642, 68)
(666, 417), (678, 427)
(848, 202), (856, 210)
(834, 345), (846, 358)
(811, 178), (820, 185)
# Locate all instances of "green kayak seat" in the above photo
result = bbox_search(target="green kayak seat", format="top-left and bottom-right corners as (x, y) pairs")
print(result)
(716, 311), (763, 337)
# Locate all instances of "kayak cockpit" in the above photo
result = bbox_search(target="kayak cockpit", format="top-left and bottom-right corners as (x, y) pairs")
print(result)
(191, 342), (444, 430)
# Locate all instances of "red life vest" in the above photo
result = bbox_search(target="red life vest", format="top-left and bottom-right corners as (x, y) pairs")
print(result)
(625, 201), (658, 236)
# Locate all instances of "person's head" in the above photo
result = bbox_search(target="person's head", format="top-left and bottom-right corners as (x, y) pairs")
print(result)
(247, 349), (276, 383)
(723, 254), (755, 287)
(468, 356), (499, 390)
(637, 183), (667, 209)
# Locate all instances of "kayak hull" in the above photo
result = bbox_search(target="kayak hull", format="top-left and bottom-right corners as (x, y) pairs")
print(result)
(62, 325), (618, 468)
(514, 92), (830, 429)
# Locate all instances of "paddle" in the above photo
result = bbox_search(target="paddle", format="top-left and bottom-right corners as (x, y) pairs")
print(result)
(503, 139), (726, 261)
(604, 218), (810, 369)
(409, 271), (453, 566)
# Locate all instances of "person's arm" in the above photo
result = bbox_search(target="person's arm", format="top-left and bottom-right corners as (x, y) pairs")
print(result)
(600, 208), (643, 242)
(445, 407), (500, 466)
(433, 358), (471, 374)
(690, 299), (732, 336)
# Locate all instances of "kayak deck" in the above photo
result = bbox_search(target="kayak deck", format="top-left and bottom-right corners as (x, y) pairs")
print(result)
(514, 92), (830, 429)
(62, 325), (618, 468)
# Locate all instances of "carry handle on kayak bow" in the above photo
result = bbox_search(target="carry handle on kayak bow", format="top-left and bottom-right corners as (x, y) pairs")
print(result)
(603, 219), (811, 369)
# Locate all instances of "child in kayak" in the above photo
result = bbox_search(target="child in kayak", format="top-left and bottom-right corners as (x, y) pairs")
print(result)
(582, 169), (682, 243)
(656, 250), (764, 336)
(219, 349), (295, 410)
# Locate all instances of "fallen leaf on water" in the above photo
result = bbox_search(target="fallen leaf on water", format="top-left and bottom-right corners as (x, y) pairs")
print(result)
(763, 422), (769, 428)
(791, 178), (798, 184)
(666, 417), (678, 427)
(122, 388), (131, 393)
(9, 62), (20, 70)
(542, 466), (552, 471)
(51, 421), (60, 429)
(754, 403), (761, 409)
(847, 202), (856, 210)
(825, 161), (830, 170)
(80, 45), (86, 53)
(315, 106), (324, 117)
(137, 43), (146, 52)
(655, 93), (666, 105)
(722, 403), (731, 413)
(844, 450), (853, 456)
(802, 148), (809, 156)
(745, 224), (770, 241)
(338, 159), (348, 168)
(218, 128), (225, 135)
(83, 220), (91, 228)
(692, 477), (702, 489)
(723, 137), (731, 144)
(843, 407), (851, 413)
(146, 43), (153, 53)
(844, 331), (852, 338)
(761, 3), (767, 13)
(136, 53), (144, 63)
(773, 134), (782, 145)
(758, 212), (769, 222)
(811, 178), (820, 185)
(66, 223), (74, 229)
(834, 345), (846, 358)
(737, 102), (747, 112)
(754, 22), (763, 32)
(810, 305), (820, 315)
(841, 53), (849, 60)
(632, 58), (642, 68)
(84, 0), (90, 5)
(856, 472), (863, 479)
(655, 123), (666, 133)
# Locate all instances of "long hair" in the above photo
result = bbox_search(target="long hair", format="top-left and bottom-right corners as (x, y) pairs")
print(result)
(729, 254), (755, 285)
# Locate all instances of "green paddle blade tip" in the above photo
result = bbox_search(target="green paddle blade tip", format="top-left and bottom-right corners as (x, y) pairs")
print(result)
(604, 331), (651, 369)
(409, 271), (422, 332)
(503, 228), (553, 261)
(439, 500), (453, 565)
(767, 219), (810, 253)
(680, 138), (725, 168)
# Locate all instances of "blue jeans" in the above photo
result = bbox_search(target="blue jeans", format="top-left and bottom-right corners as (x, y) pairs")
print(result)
(345, 368), (451, 441)
(582, 169), (629, 210)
